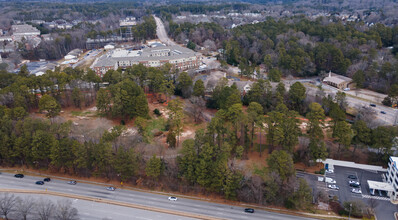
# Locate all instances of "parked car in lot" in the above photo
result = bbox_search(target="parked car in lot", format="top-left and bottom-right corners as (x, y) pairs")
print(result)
(35, 181), (45, 185)
(347, 175), (357, 180)
(325, 169), (334, 174)
(106, 187), (115, 191)
(14, 174), (24, 178)
(43, 178), (51, 182)
(348, 180), (360, 185)
(325, 177), (336, 184)
(67, 180), (77, 185)
(168, 196), (177, 201)
(328, 184), (340, 190)
(244, 208), (255, 213)
(351, 188), (362, 194)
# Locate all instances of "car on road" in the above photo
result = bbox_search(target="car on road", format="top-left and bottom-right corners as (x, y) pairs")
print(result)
(67, 180), (77, 185)
(43, 178), (51, 182)
(244, 208), (255, 213)
(370, 104), (376, 107)
(325, 169), (334, 174)
(35, 181), (44, 185)
(380, 111), (386, 114)
(14, 174), (24, 178)
(328, 184), (340, 190)
(347, 175), (357, 180)
(168, 196), (177, 201)
(106, 187), (115, 191)
(351, 188), (362, 194)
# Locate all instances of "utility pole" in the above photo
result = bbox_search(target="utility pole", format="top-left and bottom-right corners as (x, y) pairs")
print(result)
(348, 203), (352, 220)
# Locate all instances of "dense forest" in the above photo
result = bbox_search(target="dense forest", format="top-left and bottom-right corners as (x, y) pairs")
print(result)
(165, 15), (398, 93)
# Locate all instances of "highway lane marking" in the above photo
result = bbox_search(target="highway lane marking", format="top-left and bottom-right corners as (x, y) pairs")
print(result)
(0, 189), (225, 220)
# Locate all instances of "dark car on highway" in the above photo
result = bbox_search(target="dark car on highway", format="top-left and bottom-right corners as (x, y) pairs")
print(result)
(35, 181), (44, 185)
(43, 178), (51, 182)
(67, 180), (77, 185)
(244, 208), (254, 213)
(370, 104), (376, 107)
(14, 174), (24, 178)
(380, 111), (386, 114)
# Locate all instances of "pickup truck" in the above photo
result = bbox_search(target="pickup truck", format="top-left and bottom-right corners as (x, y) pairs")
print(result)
(325, 177), (336, 184)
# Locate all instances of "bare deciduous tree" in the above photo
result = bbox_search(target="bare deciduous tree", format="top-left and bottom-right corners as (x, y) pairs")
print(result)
(16, 197), (36, 220)
(0, 193), (20, 220)
(36, 199), (55, 220)
(367, 197), (378, 213)
(54, 199), (79, 220)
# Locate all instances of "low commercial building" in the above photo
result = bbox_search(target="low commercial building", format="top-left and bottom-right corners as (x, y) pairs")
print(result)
(93, 45), (201, 76)
(323, 71), (354, 90)
(64, 49), (83, 60)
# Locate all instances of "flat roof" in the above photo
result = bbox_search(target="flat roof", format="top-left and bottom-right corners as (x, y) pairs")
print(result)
(318, 158), (387, 172)
(368, 180), (394, 191)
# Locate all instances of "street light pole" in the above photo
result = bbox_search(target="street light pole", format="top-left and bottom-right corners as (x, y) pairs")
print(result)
(348, 203), (352, 220)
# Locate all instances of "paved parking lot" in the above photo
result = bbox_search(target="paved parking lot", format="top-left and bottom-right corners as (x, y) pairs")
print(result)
(324, 166), (396, 220)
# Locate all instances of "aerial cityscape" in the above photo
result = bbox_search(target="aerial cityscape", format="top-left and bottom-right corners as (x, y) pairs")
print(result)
(1, 0), (398, 219)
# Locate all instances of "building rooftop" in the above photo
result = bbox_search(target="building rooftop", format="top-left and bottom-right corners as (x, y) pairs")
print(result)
(323, 71), (352, 84)
(12, 24), (40, 34)
(367, 180), (394, 191)
(94, 45), (200, 68)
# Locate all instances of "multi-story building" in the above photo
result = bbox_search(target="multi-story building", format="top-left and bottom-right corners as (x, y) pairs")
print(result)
(386, 156), (398, 200)
(11, 24), (40, 41)
(93, 45), (201, 77)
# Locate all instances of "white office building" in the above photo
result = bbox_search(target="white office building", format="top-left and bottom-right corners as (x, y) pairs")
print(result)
(386, 156), (398, 200)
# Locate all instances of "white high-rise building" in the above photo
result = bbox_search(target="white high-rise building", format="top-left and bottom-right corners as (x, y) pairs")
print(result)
(386, 156), (398, 200)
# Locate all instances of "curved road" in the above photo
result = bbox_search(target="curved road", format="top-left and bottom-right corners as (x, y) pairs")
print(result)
(0, 172), (314, 220)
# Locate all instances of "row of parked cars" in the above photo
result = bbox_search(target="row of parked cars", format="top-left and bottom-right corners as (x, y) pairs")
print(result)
(348, 175), (362, 194)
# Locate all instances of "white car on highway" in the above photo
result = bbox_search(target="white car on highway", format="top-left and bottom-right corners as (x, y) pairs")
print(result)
(168, 196), (177, 201)
(106, 187), (116, 191)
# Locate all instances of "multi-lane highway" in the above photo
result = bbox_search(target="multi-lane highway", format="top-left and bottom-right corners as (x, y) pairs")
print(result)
(11, 193), (194, 220)
(0, 172), (314, 220)
(153, 15), (176, 46)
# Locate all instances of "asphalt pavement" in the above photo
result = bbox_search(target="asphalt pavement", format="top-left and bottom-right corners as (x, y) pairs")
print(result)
(0, 172), (314, 220)
(5, 193), (194, 220)
(325, 166), (396, 220)
(153, 15), (176, 46)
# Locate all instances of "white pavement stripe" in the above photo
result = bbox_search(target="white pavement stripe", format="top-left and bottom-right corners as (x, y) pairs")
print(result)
(362, 195), (390, 201)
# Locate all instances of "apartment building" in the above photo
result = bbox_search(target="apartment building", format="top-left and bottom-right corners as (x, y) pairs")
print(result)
(11, 24), (40, 41)
(93, 45), (201, 76)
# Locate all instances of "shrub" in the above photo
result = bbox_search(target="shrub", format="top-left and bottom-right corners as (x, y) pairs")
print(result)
(153, 108), (162, 116)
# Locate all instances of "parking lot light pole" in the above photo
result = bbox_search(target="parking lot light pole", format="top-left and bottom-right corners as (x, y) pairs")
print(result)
(348, 203), (352, 220)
